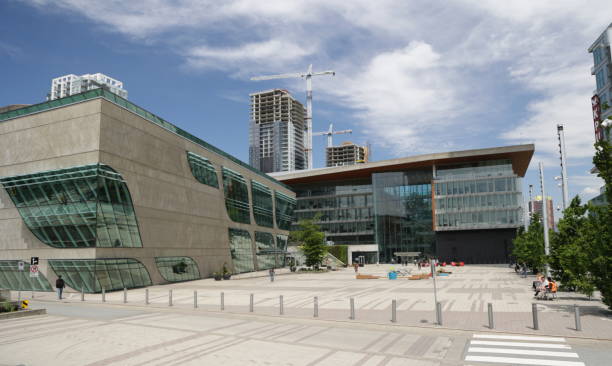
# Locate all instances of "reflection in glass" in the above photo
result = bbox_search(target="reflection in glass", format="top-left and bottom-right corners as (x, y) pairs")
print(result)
(187, 151), (219, 188)
(0, 261), (53, 291)
(255, 231), (276, 270)
(222, 167), (251, 224)
(251, 180), (274, 227)
(275, 191), (296, 230)
(228, 228), (254, 273)
(155, 257), (200, 282)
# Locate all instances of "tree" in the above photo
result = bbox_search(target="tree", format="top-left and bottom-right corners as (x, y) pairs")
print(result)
(290, 216), (327, 268)
(549, 196), (594, 296)
(512, 213), (545, 273)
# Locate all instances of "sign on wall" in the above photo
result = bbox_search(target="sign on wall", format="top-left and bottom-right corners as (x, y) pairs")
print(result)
(592, 95), (604, 142)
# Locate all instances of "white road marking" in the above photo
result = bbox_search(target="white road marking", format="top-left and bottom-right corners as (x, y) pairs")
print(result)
(474, 334), (566, 342)
(471, 340), (571, 349)
(468, 347), (579, 358)
(465, 355), (585, 366)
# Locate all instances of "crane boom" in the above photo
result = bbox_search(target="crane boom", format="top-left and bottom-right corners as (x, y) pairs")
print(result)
(313, 123), (352, 147)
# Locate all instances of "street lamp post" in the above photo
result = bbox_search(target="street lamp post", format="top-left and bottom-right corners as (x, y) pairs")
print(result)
(538, 162), (551, 278)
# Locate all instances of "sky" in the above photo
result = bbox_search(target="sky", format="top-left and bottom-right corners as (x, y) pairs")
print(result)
(1, 0), (611, 221)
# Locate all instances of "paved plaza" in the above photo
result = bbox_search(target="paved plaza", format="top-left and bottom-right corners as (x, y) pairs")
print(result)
(2, 265), (612, 365)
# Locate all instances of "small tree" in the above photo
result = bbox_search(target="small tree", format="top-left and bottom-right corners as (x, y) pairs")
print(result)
(290, 216), (327, 268)
(513, 213), (545, 273)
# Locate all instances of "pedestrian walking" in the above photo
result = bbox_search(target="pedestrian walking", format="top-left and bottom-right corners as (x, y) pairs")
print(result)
(418, 262), (421, 270)
(269, 268), (275, 282)
(56, 275), (65, 300)
(521, 263), (527, 278)
(353, 262), (359, 273)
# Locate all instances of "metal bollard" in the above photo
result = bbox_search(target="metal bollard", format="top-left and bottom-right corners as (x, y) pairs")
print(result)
(221, 292), (224, 310)
(249, 293), (254, 312)
(391, 299), (397, 323)
(194, 291), (198, 309)
(81, 288), (85, 301)
(32, 291), (35, 299)
(488, 303), (494, 329)
(279, 295), (284, 315)
(314, 296), (319, 318)
(123, 288), (127, 303)
(532, 303), (539, 330)
(102, 288), (106, 302)
(169, 289), (173, 306)
(349, 297), (355, 320)
(145, 288), (149, 305)
(574, 304), (581, 331)
(436, 302), (443, 325)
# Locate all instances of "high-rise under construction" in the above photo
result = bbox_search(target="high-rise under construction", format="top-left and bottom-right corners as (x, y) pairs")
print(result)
(249, 89), (307, 173)
(326, 142), (368, 167)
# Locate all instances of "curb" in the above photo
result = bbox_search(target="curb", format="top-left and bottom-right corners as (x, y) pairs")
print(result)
(0, 308), (46, 321)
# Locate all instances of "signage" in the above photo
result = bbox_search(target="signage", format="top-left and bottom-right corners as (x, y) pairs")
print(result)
(30, 264), (39, 278)
(18, 261), (25, 271)
(30, 257), (39, 265)
(592, 95), (604, 142)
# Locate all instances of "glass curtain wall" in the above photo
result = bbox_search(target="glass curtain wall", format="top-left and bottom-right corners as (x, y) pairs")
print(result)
(0, 261), (53, 291)
(434, 160), (523, 230)
(155, 257), (200, 282)
(373, 170), (434, 262)
(0, 164), (142, 248)
(276, 234), (288, 267)
(187, 151), (219, 188)
(222, 167), (251, 224)
(228, 228), (255, 273)
(251, 180), (274, 227)
(48, 259), (151, 293)
(255, 231), (276, 270)
(292, 182), (374, 245)
(275, 191), (296, 230)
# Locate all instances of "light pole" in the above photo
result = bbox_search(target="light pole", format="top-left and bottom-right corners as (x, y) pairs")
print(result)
(538, 162), (551, 278)
(557, 124), (570, 210)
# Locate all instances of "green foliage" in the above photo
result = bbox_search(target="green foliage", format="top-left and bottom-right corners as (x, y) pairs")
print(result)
(512, 213), (545, 273)
(549, 196), (594, 296)
(327, 245), (348, 265)
(0, 302), (16, 313)
(290, 215), (327, 268)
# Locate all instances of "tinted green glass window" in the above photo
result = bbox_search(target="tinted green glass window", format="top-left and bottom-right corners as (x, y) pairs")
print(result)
(275, 191), (296, 230)
(49, 259), (151, 293)
(276, 235), (288, 267)
(255, 231), (277, 270)
(222, 167), (251, 224)
(228, 228), (254, 273)
(251, 180), (273, 228)
(0, 164), (142, 249)
(187, 151), (218, 188)
(0, 261), (53, 291)
(155, 257), (200, 282)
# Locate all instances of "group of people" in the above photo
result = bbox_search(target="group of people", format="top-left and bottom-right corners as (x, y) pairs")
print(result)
(533, 274), (558, 300)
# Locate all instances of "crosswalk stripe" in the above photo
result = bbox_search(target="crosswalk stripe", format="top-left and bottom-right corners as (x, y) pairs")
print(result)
(468, 347), (578, 358)
(465, 355), (585, 366)
(471, 340), (571, 349)
(474, 334), (566, 342)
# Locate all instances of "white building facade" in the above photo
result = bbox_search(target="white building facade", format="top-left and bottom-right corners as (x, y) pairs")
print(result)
(48, 73), (128, 101)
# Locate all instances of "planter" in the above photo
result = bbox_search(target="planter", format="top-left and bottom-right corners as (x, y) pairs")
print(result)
(222, 273), (232, 280)
(290, 266), (297, 272)
(213, 274), (222, 281)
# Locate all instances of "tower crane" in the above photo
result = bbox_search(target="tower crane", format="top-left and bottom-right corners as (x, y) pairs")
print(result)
(251, 64), (335, 170)
(313, 123), (352, 148)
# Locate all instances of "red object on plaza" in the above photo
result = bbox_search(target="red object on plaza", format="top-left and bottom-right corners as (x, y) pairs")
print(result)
(441, 262), (446, 266)
(450, 261), (456, 266)
(459, 261), (465, 266)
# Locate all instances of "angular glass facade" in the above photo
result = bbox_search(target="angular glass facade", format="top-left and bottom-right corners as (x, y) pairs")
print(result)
(0, 261), (53, 291)
(373, 170), (434, 262)
(434, 160), (523, 230)
(276, 234), (288, 267)
(48, 259), (151, 293)
(292, 181), (374, 245)
(255, 231), (276, 270)
(275, 191), (296, 230)
(0, 164), (142, 248)
(222, 167), (251, 224)
(155, 257), (200, 282)
(228, 228), (255, 273)
(251, 180), (274, 228)
(187, 151), (218, 188)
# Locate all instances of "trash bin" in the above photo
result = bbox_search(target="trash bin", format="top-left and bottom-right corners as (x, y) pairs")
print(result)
(388, 272), (397, 280)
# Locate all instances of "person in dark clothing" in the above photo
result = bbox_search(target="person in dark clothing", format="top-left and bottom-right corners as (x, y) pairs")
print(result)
(56, 275), (65, 300)
(269, 268), (275, 282)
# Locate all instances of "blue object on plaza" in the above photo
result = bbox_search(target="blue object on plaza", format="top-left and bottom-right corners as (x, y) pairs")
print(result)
(388, 272), (397, 280)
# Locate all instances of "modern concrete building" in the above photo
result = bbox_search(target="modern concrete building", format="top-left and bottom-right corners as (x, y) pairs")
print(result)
(249, 89), (307, 173)
(48, 73), (128, 101)
(0, 89), (295, 293)
(272, 144), (534, 264)
(326, 142), (368, 167)
(589, 23), (612, 143)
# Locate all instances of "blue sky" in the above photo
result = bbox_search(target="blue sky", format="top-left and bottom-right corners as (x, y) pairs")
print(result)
(1, 1), (611, 219)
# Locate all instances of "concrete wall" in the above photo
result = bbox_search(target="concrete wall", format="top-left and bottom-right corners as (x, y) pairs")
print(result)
(0, 98), (293, 287)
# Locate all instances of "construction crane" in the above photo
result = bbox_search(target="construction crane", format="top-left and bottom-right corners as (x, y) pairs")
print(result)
(313, 123), (352, 148)
(251, 64), (335, 170)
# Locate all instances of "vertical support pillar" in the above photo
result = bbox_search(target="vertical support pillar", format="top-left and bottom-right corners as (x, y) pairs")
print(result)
(169, 289), (173, 307)
(574, 305), (581, 331)
(194, 291), (198, 309)
(532, 303), (539, 330)
(349, 297), (355, 320)
(391, 299), (397, 323)
(436, 302), (443, 325)
(81, 288), (84, 301)
(314, 296), (319, 318)
(488, 303), (494, 329)
(279, 295), (284, 315)
(221, 292), (224, 310)
(123, 288), (127, 303)
(249, 293), (254, 312)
